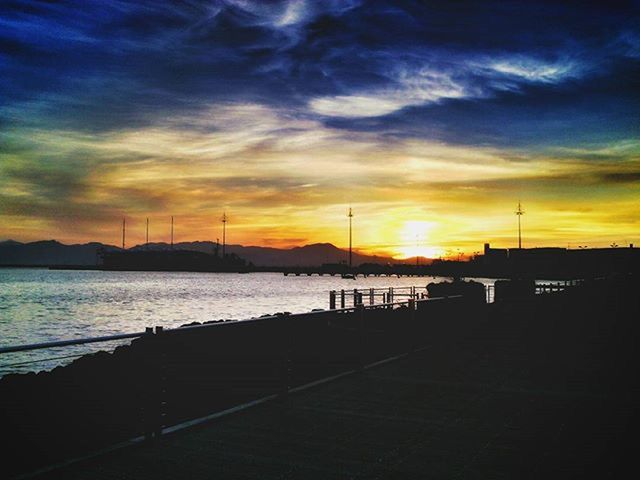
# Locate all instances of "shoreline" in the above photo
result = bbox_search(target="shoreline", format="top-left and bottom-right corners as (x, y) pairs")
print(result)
(0, 263), (606, 281)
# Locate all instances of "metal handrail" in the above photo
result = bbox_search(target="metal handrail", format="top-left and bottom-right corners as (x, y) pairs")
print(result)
(0, 298), (451, 355)
(142, 301), (415, 336)
(0, 290), (476, 476)
(0, 294), (468, 357)
(0, 331), (148, 354)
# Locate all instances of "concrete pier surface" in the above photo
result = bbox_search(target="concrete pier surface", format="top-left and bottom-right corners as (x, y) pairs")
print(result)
(31, 278), (639, 479)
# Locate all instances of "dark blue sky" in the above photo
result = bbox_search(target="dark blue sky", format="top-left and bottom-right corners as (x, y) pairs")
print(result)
(1, 1), (639, 250)
(2, 0), (638, 145)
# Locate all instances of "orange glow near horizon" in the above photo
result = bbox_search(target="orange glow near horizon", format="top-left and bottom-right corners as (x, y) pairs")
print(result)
(5, 198), (636, 261)
(1, 105), (639, 256)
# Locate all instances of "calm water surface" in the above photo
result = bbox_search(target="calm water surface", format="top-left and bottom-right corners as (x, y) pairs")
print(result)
(0, 268), (495, 375)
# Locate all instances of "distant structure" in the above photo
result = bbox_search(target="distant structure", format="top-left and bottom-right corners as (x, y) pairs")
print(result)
(122, 217), (126, 250)
(170, 216), (174, 249)
(479, 242), (639, 278)
(221, 212), (228, 258)
(515, 201), (525, 249)
(145, 218), (149, 245)
(348, 207), (353, 268)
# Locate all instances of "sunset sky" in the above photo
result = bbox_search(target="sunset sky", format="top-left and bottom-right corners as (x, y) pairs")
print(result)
(1, 1), (638, 258)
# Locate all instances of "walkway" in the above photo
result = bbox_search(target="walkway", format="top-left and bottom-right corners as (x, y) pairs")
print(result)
(34, 288), (638, 479)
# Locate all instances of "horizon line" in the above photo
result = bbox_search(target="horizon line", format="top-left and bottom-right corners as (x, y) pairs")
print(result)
(1, 238), (635, 261)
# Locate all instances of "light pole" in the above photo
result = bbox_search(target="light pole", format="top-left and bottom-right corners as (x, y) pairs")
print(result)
(348, 207), (353, 268)
(515, 201), (524, 249)
(221, 212), (227, 258)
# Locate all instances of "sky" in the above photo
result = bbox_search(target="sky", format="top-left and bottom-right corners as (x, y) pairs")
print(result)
(1, 0), (639, 258)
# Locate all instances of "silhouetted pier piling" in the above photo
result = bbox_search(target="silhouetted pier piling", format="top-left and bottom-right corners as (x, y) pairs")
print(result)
(329, 286), (427, 308)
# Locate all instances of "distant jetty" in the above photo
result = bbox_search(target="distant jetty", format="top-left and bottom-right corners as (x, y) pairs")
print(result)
(99, 249), (250, 272)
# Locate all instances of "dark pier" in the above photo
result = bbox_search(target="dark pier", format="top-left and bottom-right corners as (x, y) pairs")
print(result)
(1, 276), (638, 479)
(281, 265), (433, 277)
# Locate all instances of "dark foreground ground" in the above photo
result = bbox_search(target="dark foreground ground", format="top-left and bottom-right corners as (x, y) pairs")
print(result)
(29, 277), (639, 479)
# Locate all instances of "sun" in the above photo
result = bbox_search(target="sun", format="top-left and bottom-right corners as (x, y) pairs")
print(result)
(395, 221), (443, 259)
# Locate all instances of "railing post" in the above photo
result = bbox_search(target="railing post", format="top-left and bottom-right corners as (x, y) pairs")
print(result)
(357, 303), (365, 371)
(143, 326), (164, 442)
(370, 288), (374, 305)
(279, 316), (292, 397)
(353, 288), (358, 307)
(154, 326), (165, 439)
(143, 327), (155, 442)
(408, 298), (416, 353)
(340, 289), (345, 309)
(389, 287), (393, 304)
(329, 290), (336, 310)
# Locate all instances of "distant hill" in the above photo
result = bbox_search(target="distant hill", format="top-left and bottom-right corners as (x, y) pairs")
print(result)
(133, 241), (397, 267)
(0, 240), (119, 266)
(0, 240), (406, 267)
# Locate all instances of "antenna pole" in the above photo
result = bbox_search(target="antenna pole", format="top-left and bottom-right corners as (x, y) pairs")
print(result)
(222, 212), (227, 258)
(146, 217), (149, 244)
(516, 201), (525, 249)
(171, 216), (174, 249)
(122, 217), (126, 250)
(348, 207), (353, 268)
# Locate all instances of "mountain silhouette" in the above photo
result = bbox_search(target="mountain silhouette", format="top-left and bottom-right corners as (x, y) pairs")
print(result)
(0, 240), (119, 266)
(134, 241), (399, 267)
(0, 240), (408, 267)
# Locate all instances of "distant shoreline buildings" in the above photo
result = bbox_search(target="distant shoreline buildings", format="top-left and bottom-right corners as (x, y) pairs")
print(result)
(472, 242), (638, 278)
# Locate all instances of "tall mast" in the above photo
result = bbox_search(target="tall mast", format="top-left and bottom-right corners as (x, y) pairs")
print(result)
(145, 217), (149, 244)
(222, 212), (227, 258)
(515, 201), (525, 249)
(170, 216), (174, 249)
(122, 217), (126, 250)
(348, 207), (353, 268)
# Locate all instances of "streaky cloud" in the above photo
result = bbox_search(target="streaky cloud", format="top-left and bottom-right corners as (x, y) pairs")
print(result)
(308, 50), (590, 119)
(310, 67), (469, 118)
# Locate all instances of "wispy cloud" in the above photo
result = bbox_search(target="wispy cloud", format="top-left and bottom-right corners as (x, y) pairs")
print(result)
(487, 57), (579, 83)
(310, 52), (585, 118)
(310, 67), (469, 118)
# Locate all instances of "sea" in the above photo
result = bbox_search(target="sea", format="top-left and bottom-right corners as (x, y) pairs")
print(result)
(0, 268), (497, 376)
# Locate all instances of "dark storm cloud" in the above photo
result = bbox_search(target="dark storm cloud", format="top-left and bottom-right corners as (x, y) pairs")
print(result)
(1, 0), (637, 146)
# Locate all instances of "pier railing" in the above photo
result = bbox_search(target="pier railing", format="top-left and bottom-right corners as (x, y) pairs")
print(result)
(535, 279), (583, 294)
(0, 294), (477, 477)
(329, 281), (582, 307)
(0, 279), (583, 477)
(329, 286), (428, 308)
